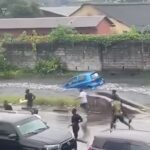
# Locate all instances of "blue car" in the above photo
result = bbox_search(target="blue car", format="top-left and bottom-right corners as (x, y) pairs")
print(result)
(64, 72), (105, 89)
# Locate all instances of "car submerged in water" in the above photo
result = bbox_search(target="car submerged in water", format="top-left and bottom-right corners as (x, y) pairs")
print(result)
(64, 72), (105, 89)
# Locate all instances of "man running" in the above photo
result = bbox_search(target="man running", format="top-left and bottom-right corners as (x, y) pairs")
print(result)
(110, 90), (132, 132)
(76, 89), (88, 113)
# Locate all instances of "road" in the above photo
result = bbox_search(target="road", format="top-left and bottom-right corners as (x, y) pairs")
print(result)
(39, 110), (150, 150)
(13, 106), (150, 150)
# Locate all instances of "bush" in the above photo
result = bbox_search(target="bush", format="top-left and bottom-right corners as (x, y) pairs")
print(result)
(35, 57), (61, 74)
(0, 55), (12, 71)
(50, 25), (77, 41)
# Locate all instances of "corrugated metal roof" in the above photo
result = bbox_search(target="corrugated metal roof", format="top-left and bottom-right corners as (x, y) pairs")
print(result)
(0, 16), (107, 29)
(40, 6), (81, 16)
(82, 3), (150, 31)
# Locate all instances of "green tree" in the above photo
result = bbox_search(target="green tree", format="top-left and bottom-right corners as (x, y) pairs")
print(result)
(50, 25), (78, 40)
(0, 0), (42, 18)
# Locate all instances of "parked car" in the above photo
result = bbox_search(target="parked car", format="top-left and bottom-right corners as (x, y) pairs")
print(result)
(0, 112), (76, 150)
(88, 130), (150, 150)
(64, 72), (105, 89)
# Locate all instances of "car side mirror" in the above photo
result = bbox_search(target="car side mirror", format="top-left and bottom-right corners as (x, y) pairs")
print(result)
(8, 133), (18, 140)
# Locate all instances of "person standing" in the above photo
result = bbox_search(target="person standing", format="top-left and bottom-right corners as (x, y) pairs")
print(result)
(25, 89), (36, 109)
(110, 90), (132, 132)
(76, 89), (88, 113)
(71, 108), (83, 140)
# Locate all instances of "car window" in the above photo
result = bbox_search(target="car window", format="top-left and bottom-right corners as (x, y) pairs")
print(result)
(103, 141), (130, 150)
(78, 75), (86, 82)
(91, 73), (100, 80)
(16, 118), (48, 136)
(68, 77), (78, 84)
(0, 123), (15, 136)
(130, 144), (150, 150)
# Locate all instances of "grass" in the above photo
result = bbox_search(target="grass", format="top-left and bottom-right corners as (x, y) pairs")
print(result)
(0, 69), (81, 79)
(0, 96), (79, 107)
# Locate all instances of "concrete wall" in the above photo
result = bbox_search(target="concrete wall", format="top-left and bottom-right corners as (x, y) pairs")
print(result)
(102, 41), (143, 70)
(3, 41), (150, 71)
(34, 42), (102, 71)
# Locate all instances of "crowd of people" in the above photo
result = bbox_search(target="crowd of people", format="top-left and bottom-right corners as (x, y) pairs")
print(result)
(2, 88), (133, 142)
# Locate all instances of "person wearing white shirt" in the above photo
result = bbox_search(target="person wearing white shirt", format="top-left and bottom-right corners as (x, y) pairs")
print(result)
(77, 89), (88, 113)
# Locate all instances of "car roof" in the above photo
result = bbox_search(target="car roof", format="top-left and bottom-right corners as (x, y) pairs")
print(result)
(76, 71), (97, 77)
(0, 112), (33, 124)
(95, 130), (150, 143)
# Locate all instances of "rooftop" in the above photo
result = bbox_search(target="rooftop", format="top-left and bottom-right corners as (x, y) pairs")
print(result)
(0, 16), (109, 29)
(80, 3), (150, 30)
(40, 6), (81, 16)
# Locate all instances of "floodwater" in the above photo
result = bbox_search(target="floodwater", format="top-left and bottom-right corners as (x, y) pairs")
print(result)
(1, 73), (150, 105)
(13, 106), (150, 150)
(1, 73), (150, 150)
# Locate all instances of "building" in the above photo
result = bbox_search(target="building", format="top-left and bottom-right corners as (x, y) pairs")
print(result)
(71, 3), (150, 31)
(40, 5), (130, 34)
(40, 6), (81, 17)
(0, 16), (114, 36)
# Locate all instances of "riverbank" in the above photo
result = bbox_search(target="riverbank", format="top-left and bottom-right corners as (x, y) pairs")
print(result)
(0, 95), (79, 107)
(1, 70), (150, 107)
(1, 69), (150, 84)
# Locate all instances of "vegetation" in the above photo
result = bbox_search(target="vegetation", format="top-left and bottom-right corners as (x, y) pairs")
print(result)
(0, 95), (79, 107)
(1, 26), (150, 78)
(35, 58), (62, 74)
(0, 0), (42, 18)
(2, 26), (149, 47)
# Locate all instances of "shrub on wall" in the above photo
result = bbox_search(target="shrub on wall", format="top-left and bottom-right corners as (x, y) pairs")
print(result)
(0, 55), (11, 71)
(2, 26), (150, 50)
(35, 58), (61, 74)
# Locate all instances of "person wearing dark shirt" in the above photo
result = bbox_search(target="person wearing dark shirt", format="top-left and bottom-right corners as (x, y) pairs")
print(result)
(3, 100), (13, 110)
(25, 89), (36, 108)
(71, 108), (83, 139)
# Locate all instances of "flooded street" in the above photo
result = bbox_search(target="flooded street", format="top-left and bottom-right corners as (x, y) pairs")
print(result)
(13, 106), (150, 150)
(1, 74), (150, 149)
(1, 74), (150, 105)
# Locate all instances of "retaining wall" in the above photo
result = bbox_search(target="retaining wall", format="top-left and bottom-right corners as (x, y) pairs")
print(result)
(3, 41), (150, 71)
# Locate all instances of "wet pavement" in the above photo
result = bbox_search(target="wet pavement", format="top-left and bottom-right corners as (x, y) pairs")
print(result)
(40, 111), (150, 150)
(1, 76), (150, 149)
(10, 105), (150, 150)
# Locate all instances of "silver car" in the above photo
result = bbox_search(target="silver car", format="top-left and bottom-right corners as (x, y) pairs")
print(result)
(88, 130), (150, 150)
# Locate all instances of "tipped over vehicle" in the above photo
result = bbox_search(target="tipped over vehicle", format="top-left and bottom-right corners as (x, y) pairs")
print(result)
(64, 72), (105, 89)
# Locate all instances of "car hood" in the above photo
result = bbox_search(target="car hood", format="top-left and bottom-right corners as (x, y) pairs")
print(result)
(28, 128), (72, 145)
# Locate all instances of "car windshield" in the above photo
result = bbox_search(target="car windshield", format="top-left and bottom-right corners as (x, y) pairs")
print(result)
(16, 117), (48, 136)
